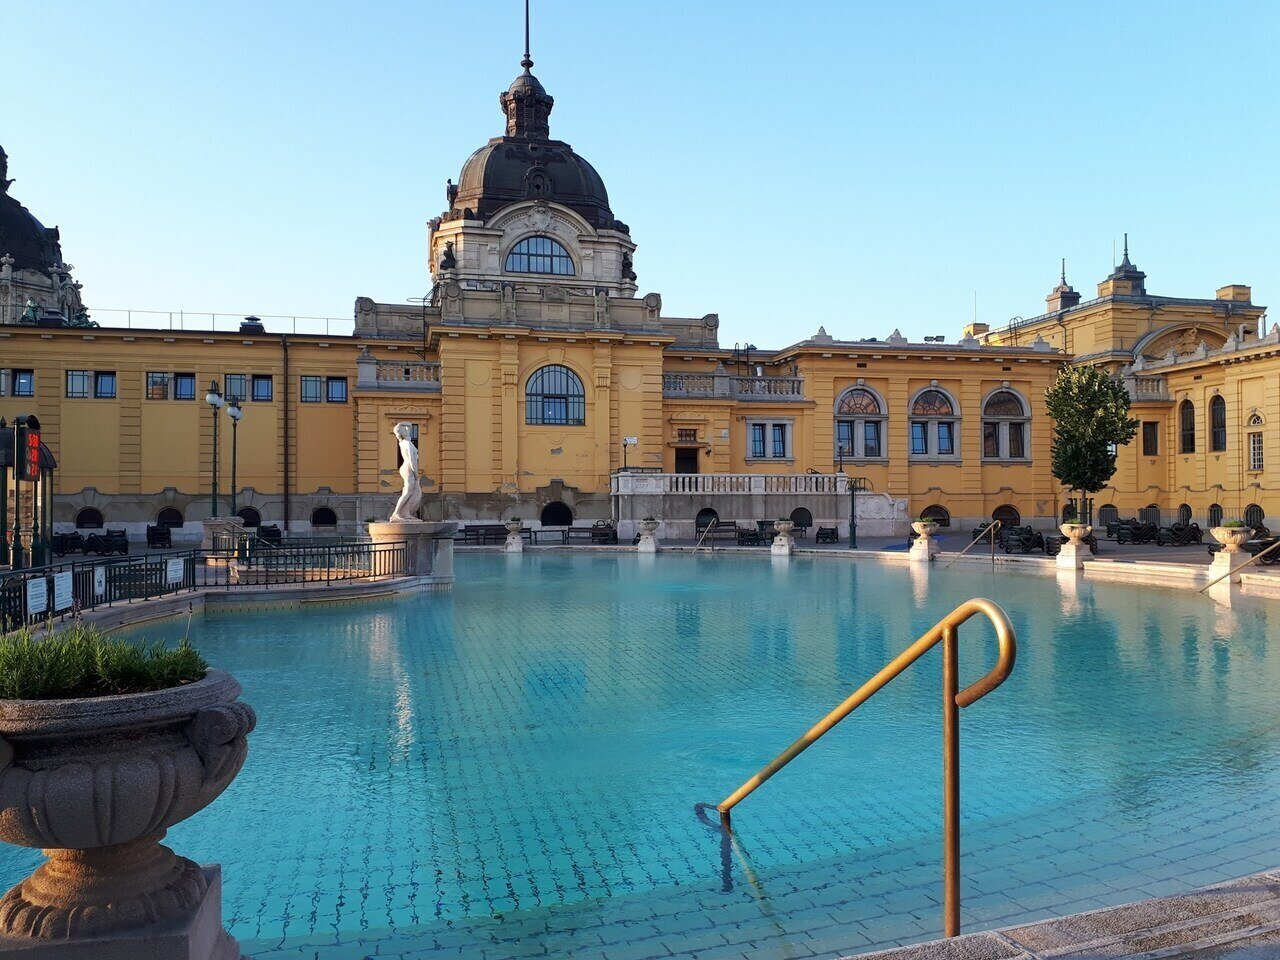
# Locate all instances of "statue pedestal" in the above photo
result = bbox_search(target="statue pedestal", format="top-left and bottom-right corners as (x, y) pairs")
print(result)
(908, 537), (937, 562)
(1208, 549), (1241, 585)
(1055, 539), (1090, 570)
(367, 522), (457, 581)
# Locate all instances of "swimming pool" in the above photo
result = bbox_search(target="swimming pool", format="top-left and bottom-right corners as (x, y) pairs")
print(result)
(3, 553), (1278, 959)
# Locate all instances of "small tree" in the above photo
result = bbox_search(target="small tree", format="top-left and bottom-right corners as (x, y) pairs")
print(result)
(1044, 366), (1138, 520)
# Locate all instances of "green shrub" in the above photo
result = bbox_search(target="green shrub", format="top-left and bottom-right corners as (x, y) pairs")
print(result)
(0, 624), (208, 700)
(1222, 520), (1247, 528)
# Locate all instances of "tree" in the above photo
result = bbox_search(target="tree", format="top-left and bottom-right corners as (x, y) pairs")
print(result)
(1044, 366), (1139, 510)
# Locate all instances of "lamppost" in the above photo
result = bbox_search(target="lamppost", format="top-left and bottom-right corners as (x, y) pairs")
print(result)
(621, 436), (637, 471)
(848, 476), (870, 549)
(205, 381), (225, 517)
(227, 401), (243, 515)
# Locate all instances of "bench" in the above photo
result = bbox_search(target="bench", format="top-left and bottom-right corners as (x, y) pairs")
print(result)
(147, 525), (172, 549)
(815, 526), (839, 544)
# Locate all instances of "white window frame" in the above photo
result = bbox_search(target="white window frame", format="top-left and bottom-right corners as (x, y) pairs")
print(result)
(834, 385), (887, 461)
(1248, 415), (1264, 472)
(747, 419), (792, 461)
(908, 386), (961, 461)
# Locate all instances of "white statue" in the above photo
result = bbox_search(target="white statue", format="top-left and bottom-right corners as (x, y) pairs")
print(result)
(389, 422), (423, 522)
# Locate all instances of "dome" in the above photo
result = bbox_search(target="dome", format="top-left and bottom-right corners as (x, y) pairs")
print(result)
(443, 67), (625, 232)
(0, 146), (65, 276)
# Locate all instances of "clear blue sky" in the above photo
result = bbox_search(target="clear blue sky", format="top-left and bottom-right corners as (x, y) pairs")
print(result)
(5, 0), (1276, 344)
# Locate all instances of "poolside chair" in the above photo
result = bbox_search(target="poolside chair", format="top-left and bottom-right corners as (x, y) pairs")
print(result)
(1045, 532), (1098, 557)
(86, 529), (129, 556)
(1116, 521), (1159, 545)
(1001, 526), (1045, 554)
(589, 520), (618, 544)
(736, 526), (764, 546)
(815, 526), (839, 544)
(1157, 521), (1202, 547)
(969, 520), (1000, 545)
(256, 524), (283, 543)
(52, 532), (85, 557)
(1106, 517), (1137, 540)
(146, 525), (172, 549)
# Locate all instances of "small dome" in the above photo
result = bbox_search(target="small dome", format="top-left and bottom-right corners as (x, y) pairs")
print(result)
(453, 138), (615, 228)
(0, 147), (65, 276)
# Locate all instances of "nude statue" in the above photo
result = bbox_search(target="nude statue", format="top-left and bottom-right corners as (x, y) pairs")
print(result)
(389, 422), (423, 522)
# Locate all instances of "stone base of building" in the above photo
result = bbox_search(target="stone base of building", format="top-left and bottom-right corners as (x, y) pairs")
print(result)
(367, 521), (457, 579)
(0, 866), (237, 960)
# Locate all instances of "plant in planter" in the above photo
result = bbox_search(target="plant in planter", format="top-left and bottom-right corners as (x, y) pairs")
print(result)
(1212, 520), (1252, 552)
(0, 625), (255, 947)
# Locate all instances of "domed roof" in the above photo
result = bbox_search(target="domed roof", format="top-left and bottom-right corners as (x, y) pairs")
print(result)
(443, 64), (624, 232)
(0, 145), (65, 276)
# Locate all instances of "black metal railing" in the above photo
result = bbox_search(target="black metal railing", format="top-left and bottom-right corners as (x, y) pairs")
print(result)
(0, 540), (407, 630)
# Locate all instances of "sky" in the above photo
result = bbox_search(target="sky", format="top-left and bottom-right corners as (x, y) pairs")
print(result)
(3, 0), (1277, 345)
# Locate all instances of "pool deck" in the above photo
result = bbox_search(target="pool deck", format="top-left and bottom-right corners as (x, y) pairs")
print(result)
(845, 869), (1280, 960)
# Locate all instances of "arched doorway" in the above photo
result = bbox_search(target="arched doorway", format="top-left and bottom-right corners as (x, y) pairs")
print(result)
(921, 505), (951, 527)
(540, 501), (573, 527)
(235, 506), (261, 528)
(992, 504), (1020, 527)
(156, 507), (184, 529)
(695, 508), (719, 532)
(311, 507), (338, 529)
(75, 508), (104, 529)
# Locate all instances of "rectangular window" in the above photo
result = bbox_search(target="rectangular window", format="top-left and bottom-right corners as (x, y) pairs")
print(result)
(94, 371), (116, 399)
(1142, 421), (1159, 456)
(251, 374), (273, 402)
(326, 377), (348, 403)
(174, 373), (196, 400)
(1250, 432), (1264, 471)
(146, 372), (170, 400)
(910, 421), (928, 456)
(835, 420), (854, 458)
(863, 420), (881, 459)
(224, 374), (247, 402)
(13, 370), (34, 397)
(770, 423), (787, 458)
(983, 422), (1000, 458)
(66, 370), (91, 398)
(396, 424), (420, 466)
(937, 421), (955, 456)
(750, 423), (766, 459)
(1008, 422), (1026, 459)
(677, 428), (698, 443)
(300, 375), (322, 403)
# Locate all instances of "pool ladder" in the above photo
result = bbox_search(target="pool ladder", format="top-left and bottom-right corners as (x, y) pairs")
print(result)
(715, 597), (1017, 939)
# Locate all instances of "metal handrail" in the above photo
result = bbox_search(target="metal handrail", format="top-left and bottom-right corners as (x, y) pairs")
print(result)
(716, 597), (1017, 938)
(695, 520), (717, 552)
(1200, 537), (1280, 592)
(942, 520), (1002, 568)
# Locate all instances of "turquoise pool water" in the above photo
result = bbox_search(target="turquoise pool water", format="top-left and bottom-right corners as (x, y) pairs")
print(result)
(3, 554), (1279, 960)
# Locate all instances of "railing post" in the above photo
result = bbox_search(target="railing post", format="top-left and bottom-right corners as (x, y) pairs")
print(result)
(942, 623), (961, 937)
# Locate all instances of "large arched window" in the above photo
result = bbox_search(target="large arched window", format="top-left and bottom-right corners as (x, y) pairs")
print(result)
(156, 507), (184, 529)
(1210, 395), (1227, 452)
(921, 504), (951, 527)
(75, 507), (104, 529)
(909, 388), (958, 458)
(526, 365), (586, 425)
(236, 506), (261, 528)
(540, 501), (573, 526)
(834, 386), (885, 460)
(1248, 413), (1264, 471)
(1179, 399), (1196, 453)
(992, 504), (1021, 526)
(981, 389), (1029, 460)
(311, 507), (338, 528)
(1244, 503), (1265, 529)
(505, 236), (575, 275)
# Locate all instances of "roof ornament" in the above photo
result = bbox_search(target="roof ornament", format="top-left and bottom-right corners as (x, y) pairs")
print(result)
(522, 0), (533, 74)
(0, 144), (10, 194)
(1060, 257), (1067, 285)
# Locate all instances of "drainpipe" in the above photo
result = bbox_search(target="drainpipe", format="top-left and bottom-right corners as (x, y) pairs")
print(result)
(281, 335), (291, 533)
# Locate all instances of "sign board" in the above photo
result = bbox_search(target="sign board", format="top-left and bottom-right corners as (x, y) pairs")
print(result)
(25, 578), (47, 617)
(14, 425), (42, 482)
(623, 437), (638, 445)
(93, 566), (106, 598)
(53, 572), (73, 612)
(166, 557), (185, 586)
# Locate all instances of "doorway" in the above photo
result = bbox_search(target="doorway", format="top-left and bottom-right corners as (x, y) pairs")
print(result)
(674, 447), (700, 474)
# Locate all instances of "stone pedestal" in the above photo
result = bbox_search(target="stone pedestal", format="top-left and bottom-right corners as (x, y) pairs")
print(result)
(367, 521), (457, 581)
(771, 521), (795, 556)
(504, 522), (523, 554)
(637, 520), (660, 553)
(199, 517), (243, 552)
(1208, 549), (1241, 585)
(909, 521), (938, 562)
(0, 866), (236, 960)
(1055, 523), (1092, 570)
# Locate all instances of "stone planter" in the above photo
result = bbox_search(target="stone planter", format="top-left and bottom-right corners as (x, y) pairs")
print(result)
(1056, 522), (1093, 570)
(0, 669), (255, 953)
(909, 520), (939, 561)
(637, 519), (660, 553)
(771, 520), (795, 556)
(505, 520), (524, 554)
(1211, 527), (1251, 553)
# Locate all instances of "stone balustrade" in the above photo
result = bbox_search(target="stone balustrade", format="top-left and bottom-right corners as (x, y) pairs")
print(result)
(662, 372), (804, 401)
(356, 353), (442, 392)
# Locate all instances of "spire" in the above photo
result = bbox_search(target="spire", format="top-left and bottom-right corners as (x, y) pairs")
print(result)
(500, 0), (554, 138)
(1108, 232), (1146, 292)
(1047, 257), (1080, 311)
(1060, 257), (1067, 285)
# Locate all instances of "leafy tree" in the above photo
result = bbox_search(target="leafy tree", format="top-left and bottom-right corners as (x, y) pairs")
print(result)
(1044, 366), (1138, 501)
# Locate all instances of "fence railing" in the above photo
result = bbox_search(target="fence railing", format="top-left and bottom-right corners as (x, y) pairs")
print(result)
(662, 373), (805, 401)
(612, 472), (849, 495)
(0, 541), (406, 629)
(83, 309), (355, 337)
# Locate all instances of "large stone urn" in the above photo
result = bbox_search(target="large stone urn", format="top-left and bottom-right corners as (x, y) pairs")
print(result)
(1209, 526), (1252, 583)
(0, 670), (255, 958)
(637, 518), (660, 554)
(909, 520), (939, 562)
(1056, 522), (1093, 570)
(772, 519), (796, 556)
(504, 519), (524, 554)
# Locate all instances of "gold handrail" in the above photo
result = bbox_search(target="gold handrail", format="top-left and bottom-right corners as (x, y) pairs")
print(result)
(716, 597), (1017, 938)
(695, 519), (717, 552)
(942, 520), (1002, 568)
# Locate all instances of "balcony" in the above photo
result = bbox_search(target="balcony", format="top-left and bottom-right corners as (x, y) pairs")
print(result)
(663, 372), (804, 402)
(356, 354), (441, 393)
(1123, 374), (1170, 403)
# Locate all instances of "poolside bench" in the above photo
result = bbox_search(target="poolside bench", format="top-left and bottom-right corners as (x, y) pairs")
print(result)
(815, 526), (839, 544)
(52, 532), (86, 557)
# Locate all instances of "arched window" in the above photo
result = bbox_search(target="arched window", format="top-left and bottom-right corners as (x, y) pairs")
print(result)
(1179, 399), (1196, 453)
(789, 507), (813, 530)
(1099, 504), (1119, 526)
(1247, 414), (1264, 471)
(235, 506), (261, 528)
(526, 365), (586, 425)
(834, 386), (885, 460)
(695, 508), (719, 531)
(1210, 395), (1227, 452)
(921, 505), (951, 527)
(1244, 503), (1265, 529)
(1208, 504), (1223, 527)
(981, 389), (1029, 460)
(75, 507), (104, 529)
(156, 507), (184, 529)
(311, 507), (338, 528)
(992, 504), (1021, 527)
(909, 388), (958, 458)
(1178, 503), (1192, 524)
(1141, 503), (1161, 524)
(540, 501), (573, 526)
(505, 236), (575, 275)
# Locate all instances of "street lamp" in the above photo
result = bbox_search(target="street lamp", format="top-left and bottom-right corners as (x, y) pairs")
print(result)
(227, 401), (243, 514)
(205, 381), (225, 517)
(621, 436), (638, 471)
